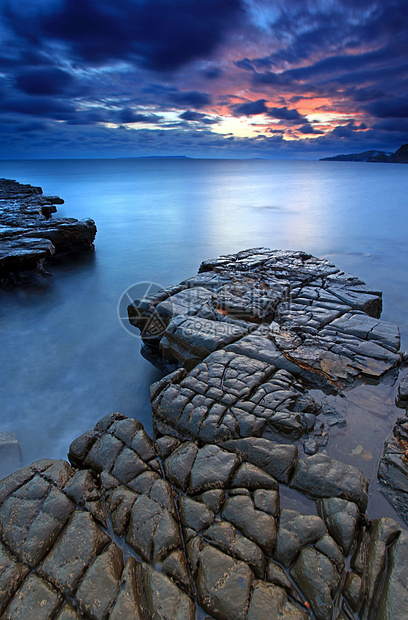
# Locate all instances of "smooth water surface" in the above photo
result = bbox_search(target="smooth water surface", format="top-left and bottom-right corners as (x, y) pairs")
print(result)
(0, 158), (407, 518)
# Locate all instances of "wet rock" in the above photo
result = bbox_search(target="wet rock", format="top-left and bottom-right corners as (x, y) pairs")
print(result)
(151, 349), (326, 444)
(314, 533), (345, 574)
(376, 529), (408, 619)
(316, 497), (360, 555)
(3, 574), (62, 620)
(222, 494), (277, 554)
(75, 543), (123, 619)
(266, 560), (303, 604)
(154, 434), (181, 458)
(1, 412), (407, 620)
(290, 546), (340, 620)
(141, 563), (195, 619)
(200, 489), (225, 513)
(196, 543), (254, 619)
(132, 250), (400, 406)
(126, 493), (181, 563)
(0, 179), (96, 283)
(342, 571), (363, 612)
(161, 549), (192, 593)
(204, 521), (265, 578)
(163, 441), (198, 491)
(378, 424), (408, 524)
(360, 518), (401, 619)
(189, 444), (240, 493)
(109, 558), (143, 619)
(396, 375), (408, 407)
(253, 489), (279, 515)
(178, 496), (215, 533)
(231, 462), (279, 490)
(220, 437), (297, 484)
(107, 486), (137, 536)
(248, 581), (308, 619)
(0, 541), (29, 614)
(63, 469), (107, 527)
(273, 509), (327, 567)
(0, 474), (75, 567)
(160, 315), (249, 370)
(39, 511), (110, 595)
(291, 454), (369, 510)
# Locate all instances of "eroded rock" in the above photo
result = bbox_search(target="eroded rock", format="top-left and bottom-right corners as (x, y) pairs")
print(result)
(0, 412), (407, 619)
(0, 178), (96, 284)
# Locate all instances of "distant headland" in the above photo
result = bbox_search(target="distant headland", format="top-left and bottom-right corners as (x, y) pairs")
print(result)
(320, 143), (408, 163)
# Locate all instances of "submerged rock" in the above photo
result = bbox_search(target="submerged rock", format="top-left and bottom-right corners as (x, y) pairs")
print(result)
(0, 178), (96, 283)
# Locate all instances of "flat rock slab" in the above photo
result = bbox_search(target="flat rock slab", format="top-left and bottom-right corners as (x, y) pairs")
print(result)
(131, 249), (402, 456)
(151, 349), (325, 445)
(129, 249), (401, 390)
(0, 412), (407, 619)
(0, 178), (96, 283)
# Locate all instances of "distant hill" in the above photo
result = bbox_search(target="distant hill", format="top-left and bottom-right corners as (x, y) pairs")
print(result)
(320, 143), (408, 163)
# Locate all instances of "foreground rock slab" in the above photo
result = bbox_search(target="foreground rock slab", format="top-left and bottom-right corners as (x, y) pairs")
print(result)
(0, 178), (96, 283)
(0, 412), (407, 619)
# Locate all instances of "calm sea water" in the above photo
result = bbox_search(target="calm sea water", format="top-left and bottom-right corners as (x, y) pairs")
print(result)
(0, 158), (407, 518)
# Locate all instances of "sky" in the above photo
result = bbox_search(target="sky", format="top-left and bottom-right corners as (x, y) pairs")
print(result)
(0, 0), (408, 159)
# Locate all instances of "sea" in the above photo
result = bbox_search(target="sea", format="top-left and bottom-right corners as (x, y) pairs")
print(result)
(0, 157), (407, 520)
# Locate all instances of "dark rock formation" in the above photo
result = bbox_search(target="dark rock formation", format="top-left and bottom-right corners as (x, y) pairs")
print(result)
(378, 374), (408, 524)
(1, 248), (406, 618)
(128, 249), (401, 452)
(320, 142), (408, 163)
(0, 178), (96, 284)
(0, 412), (406, 619)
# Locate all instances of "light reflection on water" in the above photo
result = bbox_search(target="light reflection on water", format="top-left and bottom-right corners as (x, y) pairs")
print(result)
(0, 158), (407, 519)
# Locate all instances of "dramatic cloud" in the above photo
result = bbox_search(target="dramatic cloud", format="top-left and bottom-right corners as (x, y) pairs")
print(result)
(5, 0), (243, 71)
(234, 99), (268, 116)
(15, 67), (74, 96)
(0, 0), (407, 158)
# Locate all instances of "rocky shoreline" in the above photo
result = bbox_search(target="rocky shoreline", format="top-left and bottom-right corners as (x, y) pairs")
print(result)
(1, 248), (408, 618)
(0, 179), (96, 284)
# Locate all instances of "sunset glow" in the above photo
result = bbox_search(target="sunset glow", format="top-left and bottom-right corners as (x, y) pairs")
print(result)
(0, 0), (407, 158)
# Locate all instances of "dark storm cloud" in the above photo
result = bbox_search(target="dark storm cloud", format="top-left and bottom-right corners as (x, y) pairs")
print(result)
(330, 121), (366, 138)
(15, 67), (73, 96)
(373, 119), (408, 133)
(267, 107), (306, 123)
(168, 91), (212, 108)
(4, 0), (243, 71)
(201, 66), (223, 80)
(0, 95), (76, 119)
(234, 58), (255, 72)
(234, 99), (268, 116)
(179, 110), (218, 124)
(140, 84), (211, 109)
(119, 108), (162, 124)
(367, 96), (408, 119)
(299, 123), (324, 135)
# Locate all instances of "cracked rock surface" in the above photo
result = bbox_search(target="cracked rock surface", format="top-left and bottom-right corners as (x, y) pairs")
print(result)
(0, 179), (96, 284)
(378, 373), (408, 525)
(128, 249), (401, 453)
(2, 249), (407, 618)
(0, 412), (407, 619)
